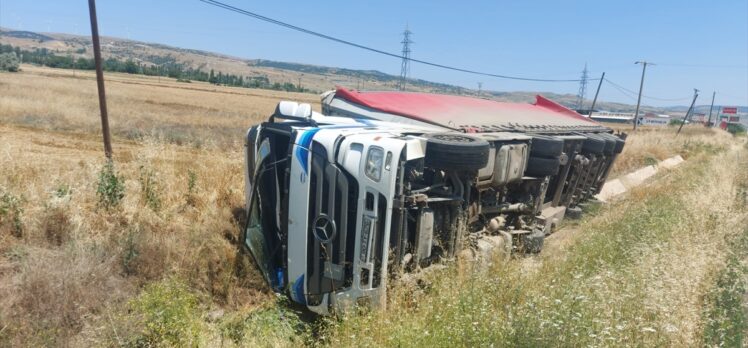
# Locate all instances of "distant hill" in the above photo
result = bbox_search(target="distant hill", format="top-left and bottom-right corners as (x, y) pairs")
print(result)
(1, 27), (744, 115)
(0, 29), (54, 42)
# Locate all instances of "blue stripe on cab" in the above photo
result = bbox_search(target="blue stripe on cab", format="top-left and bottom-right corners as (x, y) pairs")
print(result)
(295, 128), (320, 174)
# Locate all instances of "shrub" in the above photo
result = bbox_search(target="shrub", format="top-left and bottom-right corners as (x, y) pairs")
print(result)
(727, 123), (746, 136)
(42, 206), (72, 246)
(0, 188), (24, 237)
(128, 277), (203, 347)
(139, 165), (162, 211)
(96, 161), (125, 208)
(0, 52), (20, 72)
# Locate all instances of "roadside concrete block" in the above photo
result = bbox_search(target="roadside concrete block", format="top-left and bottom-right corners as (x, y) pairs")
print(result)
(621, 165), (658, 188)
(658, 155), (684, 169)
(595, 178), (626, 202)
(596, 156), (685, 203)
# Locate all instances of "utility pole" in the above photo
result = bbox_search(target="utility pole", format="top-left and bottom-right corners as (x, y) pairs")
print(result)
(706, 91), (716, 127)
(575, 63), (589, 110)
(477, 82), (482, 96)
(88, 0), (112, 159)
(676, 88), (699, 136)
(589, 72), (605, 116)
(398, 26), (413, 91)
(633, 61), (653, 131)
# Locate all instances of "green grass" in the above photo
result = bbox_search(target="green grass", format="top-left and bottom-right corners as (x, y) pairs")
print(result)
(701, 227), (748, 347)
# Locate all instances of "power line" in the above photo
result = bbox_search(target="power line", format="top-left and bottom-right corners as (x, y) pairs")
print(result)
(198, 0), (594, 83)
(604, 79), (639, 101)
(657, 63), (748, 69)
(604, 78), (692, 102)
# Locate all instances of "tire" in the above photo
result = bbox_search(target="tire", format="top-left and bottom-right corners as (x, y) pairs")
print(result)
(524, 155), (561, 177)
(614, 138), (625, 154)
(581, 134), (606, 154)
(520, 228), (545, 254)
(529, 135), (564, 158)
(423, 133), (490, 171)
(598, 135), (616, 155)
(610, 136), (625, 154)
(598, 133), (624, 154)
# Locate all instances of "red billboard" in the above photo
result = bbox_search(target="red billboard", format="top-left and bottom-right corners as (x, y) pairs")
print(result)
(722, 107), (738, 114)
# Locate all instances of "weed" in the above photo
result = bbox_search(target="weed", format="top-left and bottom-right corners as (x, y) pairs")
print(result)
(128, 277), (203, 347)
(54, 183), (71, 198)
(122, 229), (139, 276)
(139, 164), (162, 211)
(96, 161), (125, 209)
(643, 155), (658, 166)
(185, 169), (198, 206)
(0, 188), (24, 237)
(219, 300), (310, 346)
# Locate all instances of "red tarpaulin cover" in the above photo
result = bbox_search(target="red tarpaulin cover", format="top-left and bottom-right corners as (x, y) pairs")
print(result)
(332, 87), (601, 131)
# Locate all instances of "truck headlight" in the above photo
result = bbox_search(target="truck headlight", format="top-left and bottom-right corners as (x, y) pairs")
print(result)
(365, 147), (384, 182)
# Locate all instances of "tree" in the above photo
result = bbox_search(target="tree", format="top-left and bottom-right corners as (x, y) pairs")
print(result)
(124, 59), (139, 74)
(0, 52), (20, 72)
(208, 69), (216, 84)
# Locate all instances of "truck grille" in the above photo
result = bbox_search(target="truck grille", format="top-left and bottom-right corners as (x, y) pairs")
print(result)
(306, 141), (358, 302)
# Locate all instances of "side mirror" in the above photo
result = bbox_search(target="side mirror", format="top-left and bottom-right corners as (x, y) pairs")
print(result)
(272, 101), (315, 125)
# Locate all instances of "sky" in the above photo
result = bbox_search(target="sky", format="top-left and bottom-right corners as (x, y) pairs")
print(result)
(1, 0), (747, 107)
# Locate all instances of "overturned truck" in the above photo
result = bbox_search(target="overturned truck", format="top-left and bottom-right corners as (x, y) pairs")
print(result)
(243, 88), (625, 314)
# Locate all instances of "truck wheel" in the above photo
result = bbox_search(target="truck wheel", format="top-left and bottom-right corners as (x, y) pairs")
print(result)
(524, 156), (561, 177)
(598, 134), (616, 155)
(529, 135), (564, 158)
(520, 228), (545, 253)
(423, 133), (490, 171)
(581, 134), (606, 154)
(603, 134), (626, 154)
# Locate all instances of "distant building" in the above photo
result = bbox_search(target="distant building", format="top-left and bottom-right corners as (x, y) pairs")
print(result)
(587, 111), (634, 124)
(690, 113), (706, 124)
(640, 115), (670, 126)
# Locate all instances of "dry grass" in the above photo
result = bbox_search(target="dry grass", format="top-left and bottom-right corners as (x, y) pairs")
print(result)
(1, 65), (319, 147)
(0, 66), (745, 346)
(0, 125), (277, 345)
(607, 123), (730, 178)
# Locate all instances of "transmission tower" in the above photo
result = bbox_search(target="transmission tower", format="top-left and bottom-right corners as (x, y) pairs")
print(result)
(575, 63), (589, 110)
(398, 26), (413, 91)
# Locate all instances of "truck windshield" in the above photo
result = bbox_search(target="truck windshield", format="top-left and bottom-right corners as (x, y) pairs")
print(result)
(244, 193), (269, 278)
